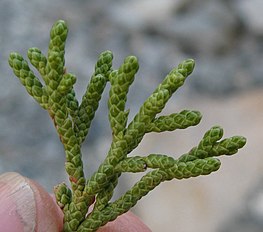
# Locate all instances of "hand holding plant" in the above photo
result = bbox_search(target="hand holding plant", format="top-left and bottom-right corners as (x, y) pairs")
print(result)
(0, 172), (151, 231)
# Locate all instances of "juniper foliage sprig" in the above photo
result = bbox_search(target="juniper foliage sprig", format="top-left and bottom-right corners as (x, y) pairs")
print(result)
(9, 20), (246, 232)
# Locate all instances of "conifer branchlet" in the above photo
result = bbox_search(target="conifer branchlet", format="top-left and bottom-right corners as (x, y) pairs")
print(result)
(9, 20), (246, 232)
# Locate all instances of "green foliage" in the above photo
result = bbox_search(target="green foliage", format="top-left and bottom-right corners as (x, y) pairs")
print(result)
(9, 20), (246, 232)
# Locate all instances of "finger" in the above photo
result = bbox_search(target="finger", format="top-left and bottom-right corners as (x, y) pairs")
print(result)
(0, 172), (63, 232)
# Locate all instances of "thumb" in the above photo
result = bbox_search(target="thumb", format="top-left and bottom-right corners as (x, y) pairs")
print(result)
(0, 172), (63, 232)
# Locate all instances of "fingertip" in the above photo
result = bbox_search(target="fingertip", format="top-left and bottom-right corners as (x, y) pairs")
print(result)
(27, 178), (64, 232)
(0, 172), (63, 232)
(0, 172), (36, 231)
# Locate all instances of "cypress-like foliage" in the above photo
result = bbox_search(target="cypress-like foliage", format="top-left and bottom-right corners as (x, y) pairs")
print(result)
(9, 20), (246, 232)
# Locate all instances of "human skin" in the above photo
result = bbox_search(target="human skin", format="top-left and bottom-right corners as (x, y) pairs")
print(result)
(0, 172), (151, 232)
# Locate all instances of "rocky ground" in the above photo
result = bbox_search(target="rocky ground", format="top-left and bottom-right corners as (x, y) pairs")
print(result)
(0, 0), (263, 231)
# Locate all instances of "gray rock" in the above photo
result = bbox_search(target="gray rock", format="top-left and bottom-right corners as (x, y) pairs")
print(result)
(219, 178), (263, 232)
(236, 0), (263, 36)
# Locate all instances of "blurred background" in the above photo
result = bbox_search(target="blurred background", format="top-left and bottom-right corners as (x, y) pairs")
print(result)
(0, 0), (263, 231)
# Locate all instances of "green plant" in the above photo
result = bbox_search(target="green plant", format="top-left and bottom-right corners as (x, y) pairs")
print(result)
(8, 20), (246, 232)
